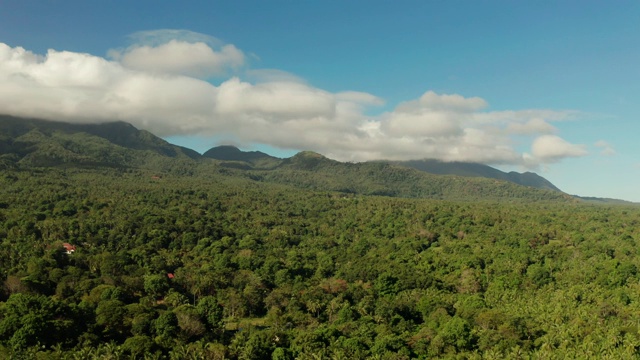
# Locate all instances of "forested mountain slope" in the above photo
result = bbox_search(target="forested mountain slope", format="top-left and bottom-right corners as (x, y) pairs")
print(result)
(250, 151), (572, 202)
(0, 115), (199, 170)
(395, 159), (561, 191)
(204, 146), (563, 193)
(1, 116), (639, 358)
(0, 115), (571, 203)
(203, 145), (281, 169)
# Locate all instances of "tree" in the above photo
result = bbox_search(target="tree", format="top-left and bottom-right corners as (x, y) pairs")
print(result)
(144, 274), (170, 299)
(197, 296), (224, 337)
(155, 311), (179, 339)
(95, 299), (127, 340)
(122, 335), (155, 358)
(439, 316), (474, 351)
(0, 293), (76, 350)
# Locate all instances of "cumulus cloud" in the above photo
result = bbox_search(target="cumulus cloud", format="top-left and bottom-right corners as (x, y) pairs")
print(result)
(0, 43), (217, 135)
(108, 30), (244, 78)
(216, 78), (336, 120)
(0, 34), (588, 167)
(531, 135), (588, 162)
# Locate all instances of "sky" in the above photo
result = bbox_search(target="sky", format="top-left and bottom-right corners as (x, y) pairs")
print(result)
(0, 1), (639, 201)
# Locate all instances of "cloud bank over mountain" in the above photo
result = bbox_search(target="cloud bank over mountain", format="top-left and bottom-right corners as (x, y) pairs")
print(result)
(0, 29), (589, 167)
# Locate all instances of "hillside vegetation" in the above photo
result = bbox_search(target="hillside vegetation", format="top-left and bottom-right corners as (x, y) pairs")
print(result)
(1, 116), (639, 359)
(0, 115), (572, 203)
(394, 159), (561, 191)
(1, 164), (640, 359)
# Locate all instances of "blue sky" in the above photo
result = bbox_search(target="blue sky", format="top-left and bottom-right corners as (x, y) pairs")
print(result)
(1, 1), (639, 201)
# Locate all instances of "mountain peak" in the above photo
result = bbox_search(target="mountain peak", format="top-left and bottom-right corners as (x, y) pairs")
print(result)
(0, 115), (200, 167)
(277, 151), (334, 171)
(203, 145), (242, 158)
(203, 145), (281, 169)
(204, 145), (276, 161)
(293, 151), (325, 159)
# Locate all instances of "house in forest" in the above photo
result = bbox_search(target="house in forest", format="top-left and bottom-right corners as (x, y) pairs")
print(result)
(62, 243), (76, 254)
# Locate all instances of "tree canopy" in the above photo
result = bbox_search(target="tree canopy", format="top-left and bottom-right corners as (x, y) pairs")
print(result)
(1, 164), (640, 358)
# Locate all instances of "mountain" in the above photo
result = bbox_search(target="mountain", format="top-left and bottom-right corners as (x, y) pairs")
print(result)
(204, 146), (562, 193)
(395, 159), (561, 191)
(0, 115), (199, 169)
(574, 196), (637, 205)
(245, 151), (573, 202)
(0, 115), (577, 202)
(278, 151), (334, 170)
(203, 145), (281, 169)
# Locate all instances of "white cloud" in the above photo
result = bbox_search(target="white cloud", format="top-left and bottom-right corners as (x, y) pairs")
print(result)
(381, 111), (463, 138)
(506, 118), (557, 135)
(335, 91), (385, 106)
(0, 36), (589, 168)
(594, 140), (616, 156)
(396, 91), (487, 113)
(471, 109), (578, 126)
(108, 30), (244, 78)
(531, 135), (588, 162)
(0, 42), (217, 135)
(127, 29), (223, 47)
(216, 78), (337, 120)
(110, 41), (243, 78)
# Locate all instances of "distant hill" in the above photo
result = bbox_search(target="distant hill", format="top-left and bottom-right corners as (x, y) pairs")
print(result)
(574, 196), (637, 205)
(0, 115), (595, 203)
(236, 151), (574, 202)
(203, 145), (281, 169)
(395, 159), (561, 191)
(203, 146), (563, 193)
(0, 115), (199, 170)
(278, 151), (331, 170)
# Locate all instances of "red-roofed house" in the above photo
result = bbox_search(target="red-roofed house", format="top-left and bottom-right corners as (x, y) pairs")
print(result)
(62, 243), (76, 255)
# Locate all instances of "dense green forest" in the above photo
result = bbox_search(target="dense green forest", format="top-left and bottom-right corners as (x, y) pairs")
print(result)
(1, 117), (640, 359)
(2, 165), (640, 359)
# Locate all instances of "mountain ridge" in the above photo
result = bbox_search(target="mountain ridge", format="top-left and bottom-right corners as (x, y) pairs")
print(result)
(205, 145), (561, 192)
(393, 159), (561, 191)
(0, 115), (199, 169)
(203, 145), (280, 169)
(0, 115), (626, 203)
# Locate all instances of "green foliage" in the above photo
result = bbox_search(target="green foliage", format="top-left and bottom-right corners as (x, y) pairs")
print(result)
(197, 296), (224, 336)
(144, 274), (170, 298)
(1, 139), (640, 358)
(95, 299), (127, 339)
(122, 335), (155, 357)
(0, 293), (79, 350)
(155, 311), (179, 339)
